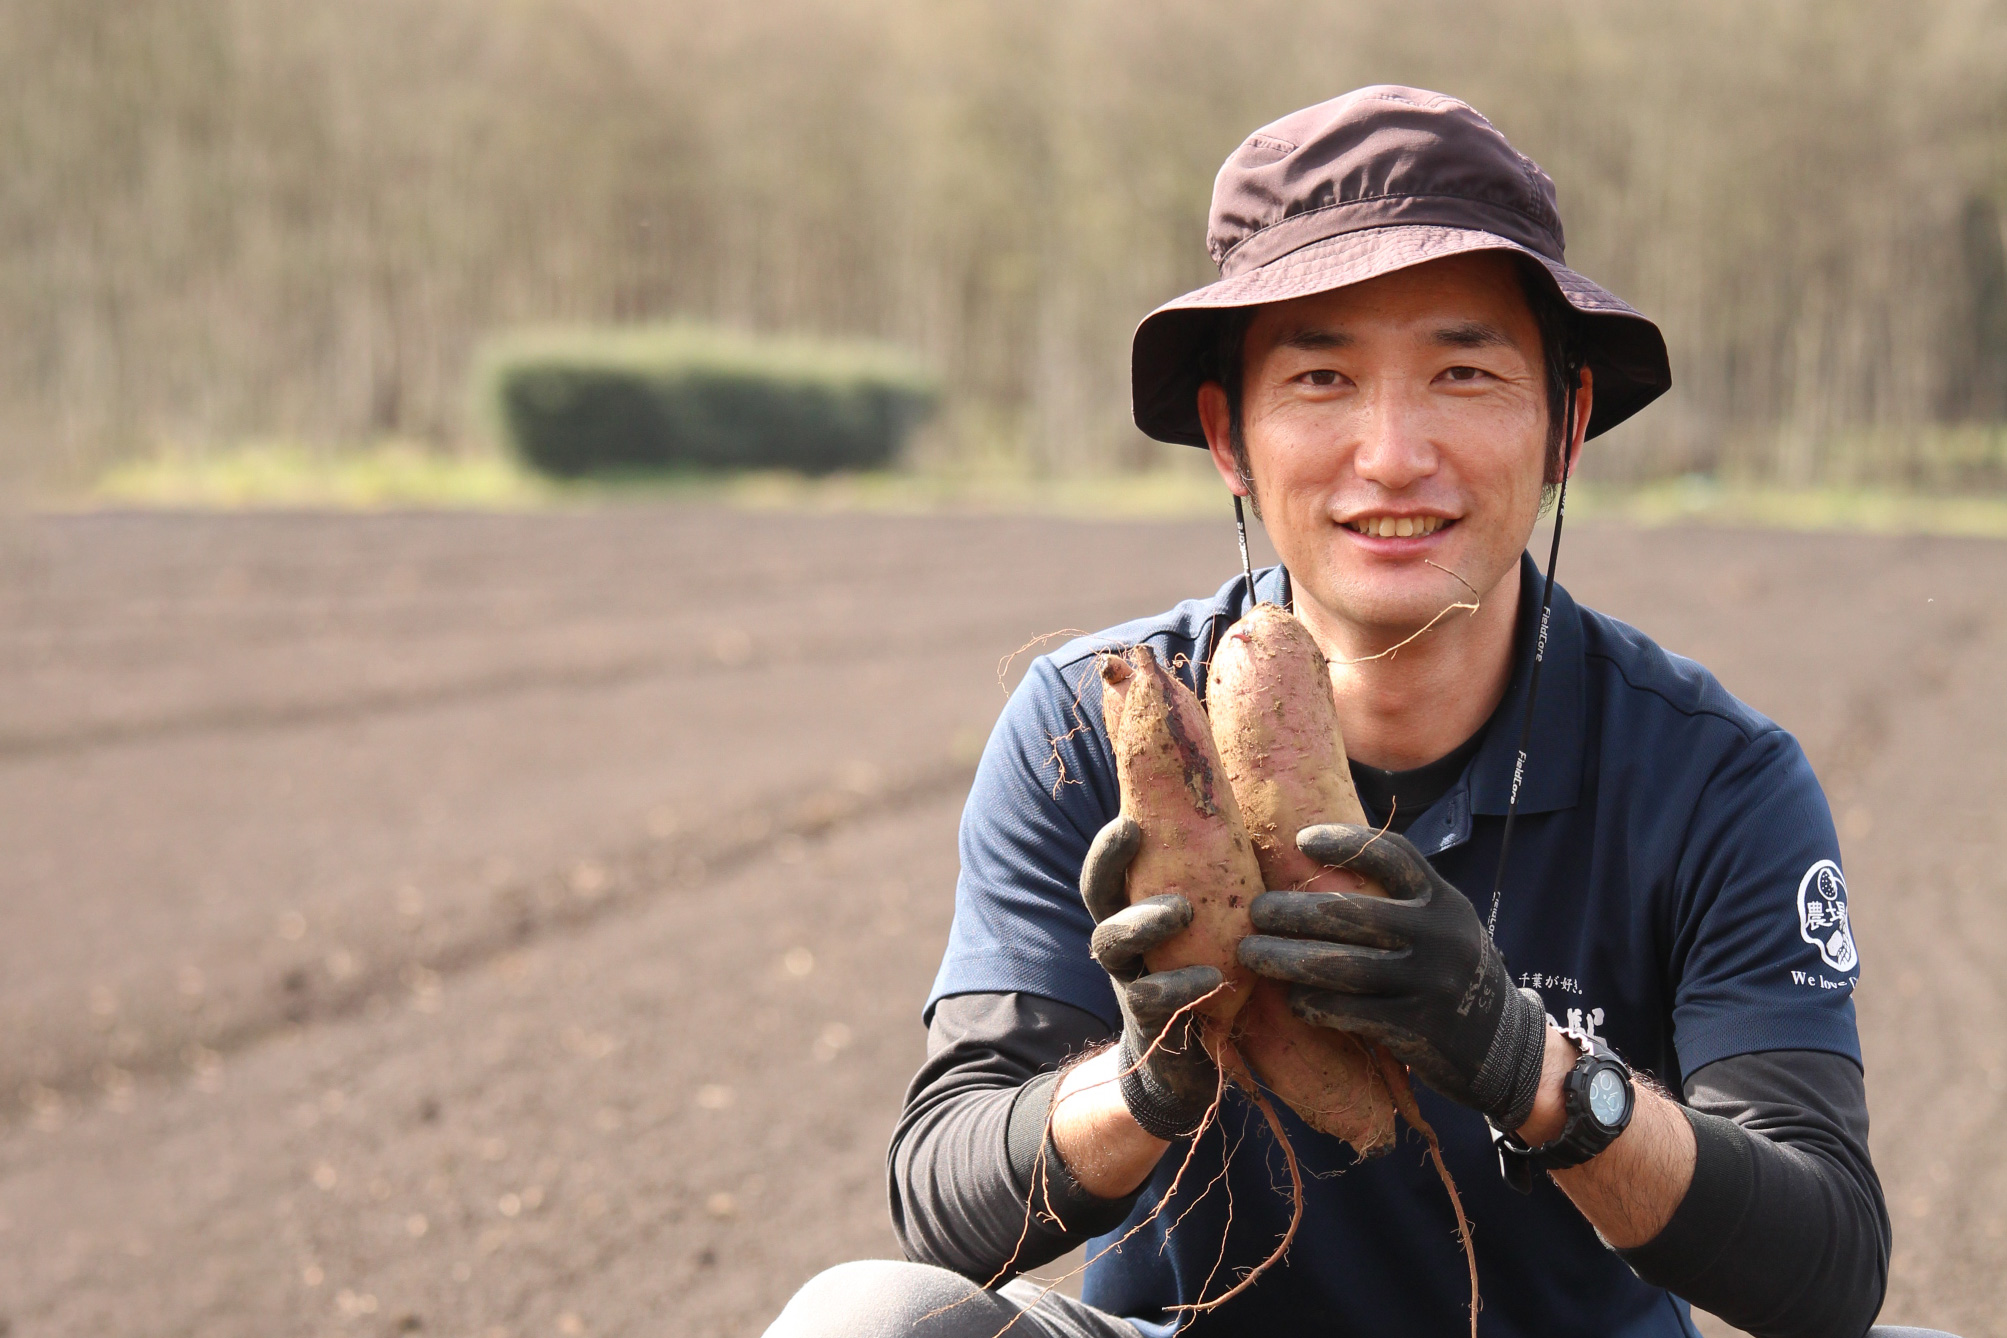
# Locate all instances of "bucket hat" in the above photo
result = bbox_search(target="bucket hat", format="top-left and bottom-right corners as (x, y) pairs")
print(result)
(1131, 86), (1671, 446)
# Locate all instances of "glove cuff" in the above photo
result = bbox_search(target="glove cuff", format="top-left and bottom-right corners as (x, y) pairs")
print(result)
(1474, 986), (1548, 1131)
(1115, 1036), (1213, 1141)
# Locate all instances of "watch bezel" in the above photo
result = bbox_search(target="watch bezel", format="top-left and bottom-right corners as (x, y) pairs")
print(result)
(1574, 1056), (1634, 1130)
(1563, 1041), (1635, 1139)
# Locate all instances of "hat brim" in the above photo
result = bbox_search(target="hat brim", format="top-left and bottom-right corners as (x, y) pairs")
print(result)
(1131, 224), (1671, 446)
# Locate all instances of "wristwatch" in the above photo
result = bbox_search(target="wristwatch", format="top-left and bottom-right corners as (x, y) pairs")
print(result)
(1494, 1034), (1635, 1194)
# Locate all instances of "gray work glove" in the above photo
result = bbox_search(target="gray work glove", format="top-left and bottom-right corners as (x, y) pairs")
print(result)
(1079, 815), (1222, 1140)
(1237, 823), (1549, 1132)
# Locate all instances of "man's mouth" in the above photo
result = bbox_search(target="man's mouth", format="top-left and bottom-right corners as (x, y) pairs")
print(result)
(1341, 514), (1451, 539)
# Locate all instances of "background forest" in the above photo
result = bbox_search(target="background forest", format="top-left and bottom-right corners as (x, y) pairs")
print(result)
(6, 0), (2006, 489)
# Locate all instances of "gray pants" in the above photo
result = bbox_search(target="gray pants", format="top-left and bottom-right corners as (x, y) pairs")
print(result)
(763, 1260), (1139, 1338)
(763, 1259), (1960, 1338)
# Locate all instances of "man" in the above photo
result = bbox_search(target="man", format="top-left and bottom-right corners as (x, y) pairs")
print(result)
(768, 87), (1917, 1337)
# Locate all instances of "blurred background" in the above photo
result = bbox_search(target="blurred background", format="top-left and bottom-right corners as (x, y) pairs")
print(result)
(4, 4), (2006, 1338)
(5, 0), (2007, 493)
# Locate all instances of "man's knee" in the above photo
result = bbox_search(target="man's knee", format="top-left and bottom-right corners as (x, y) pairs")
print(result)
(764, 1259), (1009, 1338)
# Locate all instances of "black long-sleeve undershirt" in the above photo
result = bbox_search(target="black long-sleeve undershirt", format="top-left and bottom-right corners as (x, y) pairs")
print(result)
(1621, 1049), (1891, 1337)
(888, 991), (1890, 1338)
(886, 993), (1126, 1280)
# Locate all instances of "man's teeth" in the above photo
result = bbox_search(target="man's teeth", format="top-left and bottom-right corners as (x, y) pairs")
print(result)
(1349, 516), (1446, 538)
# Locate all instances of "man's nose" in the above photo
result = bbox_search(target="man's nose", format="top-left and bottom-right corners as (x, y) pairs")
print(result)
(1350, 386), (1439, 490)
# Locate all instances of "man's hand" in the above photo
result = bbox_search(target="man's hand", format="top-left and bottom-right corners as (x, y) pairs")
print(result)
(1236, 823), (1548, 1132)
(1078, 815), (1222, 1140)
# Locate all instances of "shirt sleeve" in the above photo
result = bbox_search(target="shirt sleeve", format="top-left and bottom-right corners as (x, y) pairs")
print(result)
(887, 992), (1134, 1282)
(1665, 725), (1863, 1076)
(1620, 1049), (1889, 1338)
(925, 652), (1123, 1027)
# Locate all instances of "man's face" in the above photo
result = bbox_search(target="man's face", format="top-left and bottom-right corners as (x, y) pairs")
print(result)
(1201, 252), (1578, 636)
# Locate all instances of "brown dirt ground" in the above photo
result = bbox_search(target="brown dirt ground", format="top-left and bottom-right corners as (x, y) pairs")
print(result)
(0, 507), (2000, 1337)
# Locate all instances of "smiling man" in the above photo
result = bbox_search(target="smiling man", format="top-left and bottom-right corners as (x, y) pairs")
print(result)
(765, 87), (1916, 1338)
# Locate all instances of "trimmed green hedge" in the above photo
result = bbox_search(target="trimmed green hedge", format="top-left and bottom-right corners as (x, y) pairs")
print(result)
(477, 325), (938, 478)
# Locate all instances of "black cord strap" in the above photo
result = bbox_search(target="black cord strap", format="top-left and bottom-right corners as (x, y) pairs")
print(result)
(1485, 370), (1581, 941)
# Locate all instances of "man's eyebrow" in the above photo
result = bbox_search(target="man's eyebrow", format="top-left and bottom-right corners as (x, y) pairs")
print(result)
(1276, 327), (1353, 352)
(1432, 320), (1516, 350)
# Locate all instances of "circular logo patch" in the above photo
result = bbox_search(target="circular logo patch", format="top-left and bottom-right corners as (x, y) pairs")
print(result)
(1796, 859), (1858, 973)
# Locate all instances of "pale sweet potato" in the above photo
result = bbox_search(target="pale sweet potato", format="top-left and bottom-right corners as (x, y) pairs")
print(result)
(1207, 602), (1374, 891)
(1207, 602), (1398, 1155)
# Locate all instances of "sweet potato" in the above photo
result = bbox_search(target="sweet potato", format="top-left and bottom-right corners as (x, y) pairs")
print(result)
(1208, 602), (1477, 1333)
(1048, 620), (1475, 1325)
(1206, 602), (1399, 1155)
(1098, 645), (1263, 1020)
(1098, 643), (1302, 1306)
(1207, 603), (1374, 892)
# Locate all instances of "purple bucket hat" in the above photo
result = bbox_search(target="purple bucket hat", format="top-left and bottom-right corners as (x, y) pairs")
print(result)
(1131, 86), (1671, 446)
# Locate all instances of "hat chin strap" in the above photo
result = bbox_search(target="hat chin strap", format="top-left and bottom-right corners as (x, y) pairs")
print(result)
(1234, 493), (1257, 612)
(1484, 365), (1581, 942)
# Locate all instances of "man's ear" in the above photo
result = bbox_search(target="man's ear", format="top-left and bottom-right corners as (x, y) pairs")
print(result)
(1197, 382), (1247, 496)
(1563, 366), (1594, 478)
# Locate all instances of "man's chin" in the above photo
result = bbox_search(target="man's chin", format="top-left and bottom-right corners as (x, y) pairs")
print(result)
(1322, 567), (1473, 616)
(1297, 590), (1465, 646)
(1299, 542), (1517, 632)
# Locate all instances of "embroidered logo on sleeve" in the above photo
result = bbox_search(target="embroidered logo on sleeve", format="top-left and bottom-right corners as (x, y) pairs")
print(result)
(1796, 859), (1858, 972)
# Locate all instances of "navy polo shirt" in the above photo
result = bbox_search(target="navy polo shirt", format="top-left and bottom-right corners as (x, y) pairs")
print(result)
(926, 553), (1863, 1338)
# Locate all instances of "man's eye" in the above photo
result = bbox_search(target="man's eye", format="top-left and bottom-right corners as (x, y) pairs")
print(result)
(1303, 369), (1339, 386)
(1444, 365), (1485, 382)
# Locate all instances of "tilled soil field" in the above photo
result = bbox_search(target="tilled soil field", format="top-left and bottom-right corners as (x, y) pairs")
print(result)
(1, 507), (2001, 1338)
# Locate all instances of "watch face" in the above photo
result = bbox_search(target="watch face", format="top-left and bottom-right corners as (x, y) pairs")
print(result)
(1587, 1067), (1629, 1127)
